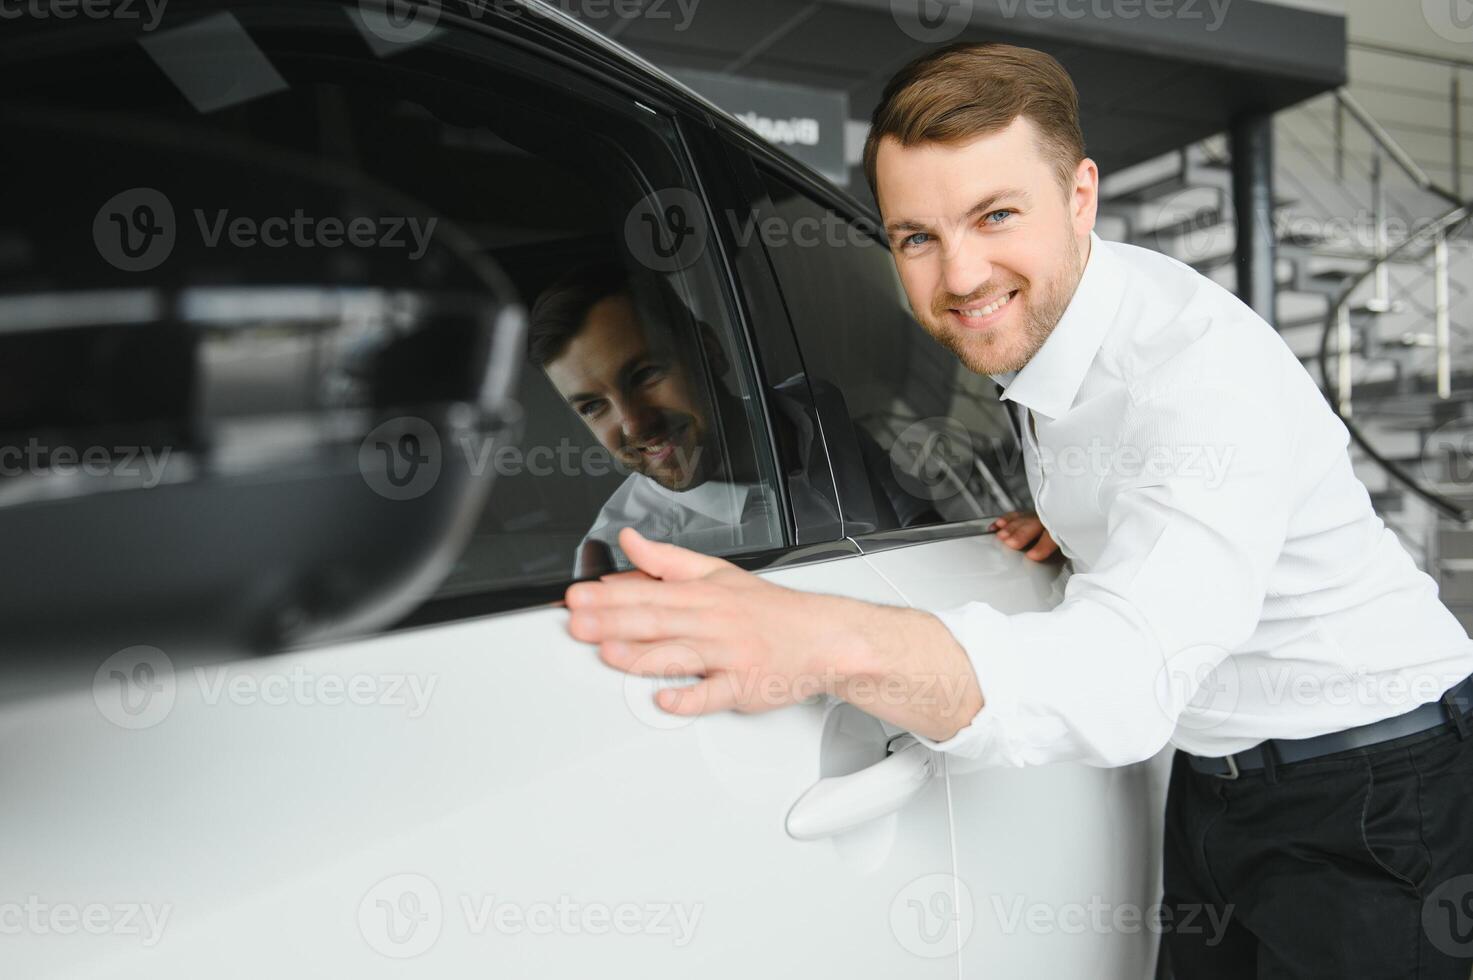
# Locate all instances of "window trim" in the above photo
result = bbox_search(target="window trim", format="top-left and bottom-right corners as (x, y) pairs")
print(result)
(743, 160), (1026, 543)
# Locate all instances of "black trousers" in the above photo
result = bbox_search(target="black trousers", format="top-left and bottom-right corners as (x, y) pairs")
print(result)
(1161, 725), (1473, 979)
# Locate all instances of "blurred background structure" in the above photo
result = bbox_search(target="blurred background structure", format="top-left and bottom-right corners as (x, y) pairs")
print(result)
(568, 0), (1473, 632)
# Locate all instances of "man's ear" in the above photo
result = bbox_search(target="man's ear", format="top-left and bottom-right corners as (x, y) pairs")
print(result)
(1072, 156), (1099, 239)
(696, 323), (730, 378)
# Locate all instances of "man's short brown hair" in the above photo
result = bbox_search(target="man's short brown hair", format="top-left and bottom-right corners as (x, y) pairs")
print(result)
(862, 42), (1086, 198)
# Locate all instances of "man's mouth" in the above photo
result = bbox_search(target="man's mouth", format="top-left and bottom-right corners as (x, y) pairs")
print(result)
(949, 289), (1018, 328)
(636, 425), (686, 465)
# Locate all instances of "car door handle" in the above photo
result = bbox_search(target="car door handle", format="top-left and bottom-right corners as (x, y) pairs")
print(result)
(784, 734), (937, 841)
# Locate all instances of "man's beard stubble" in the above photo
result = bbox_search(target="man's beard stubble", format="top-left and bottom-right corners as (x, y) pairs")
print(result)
(926, 232), (1083, 377)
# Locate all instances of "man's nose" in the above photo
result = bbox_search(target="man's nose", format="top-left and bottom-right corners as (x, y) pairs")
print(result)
(940, 234), (994, 301)
(617, 398), (662, 442)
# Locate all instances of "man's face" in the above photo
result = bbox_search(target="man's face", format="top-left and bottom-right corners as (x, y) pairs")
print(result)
(876, 116), (1097, 376)
(544, 292), (716, 492)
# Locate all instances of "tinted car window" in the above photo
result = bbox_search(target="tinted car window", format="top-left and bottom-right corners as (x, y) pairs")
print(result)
(0, 1), (786, 622)
(756, 169), (1031, 531)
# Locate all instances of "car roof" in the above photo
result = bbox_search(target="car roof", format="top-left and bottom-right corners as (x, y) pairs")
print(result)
(512, 0), (883, 228)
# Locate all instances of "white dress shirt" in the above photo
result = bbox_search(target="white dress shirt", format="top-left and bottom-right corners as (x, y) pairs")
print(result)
(578, 473), (779, 573)
(921, 232), (1473, 768)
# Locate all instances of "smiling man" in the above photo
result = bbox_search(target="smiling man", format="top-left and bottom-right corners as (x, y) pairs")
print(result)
(532, 262), (772, 573)
(565, 43), (1473, 976)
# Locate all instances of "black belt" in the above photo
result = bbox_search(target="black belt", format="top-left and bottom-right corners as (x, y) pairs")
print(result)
(1187, 673), (1473, 779)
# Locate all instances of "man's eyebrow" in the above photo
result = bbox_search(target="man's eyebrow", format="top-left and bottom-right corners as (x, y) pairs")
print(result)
(884, 189), (1033, 237)
(966, 188), (1031, 217)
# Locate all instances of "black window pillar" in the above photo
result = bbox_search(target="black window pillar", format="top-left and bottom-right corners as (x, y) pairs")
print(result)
(1231, 111), (1278, 327)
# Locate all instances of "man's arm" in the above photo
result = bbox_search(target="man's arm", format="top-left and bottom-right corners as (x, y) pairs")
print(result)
(568, 374), (1293, 768)
(564, 527), (983, 741)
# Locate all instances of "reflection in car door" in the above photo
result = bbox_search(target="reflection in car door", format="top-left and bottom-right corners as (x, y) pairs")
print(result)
(0, 3), (962, 976)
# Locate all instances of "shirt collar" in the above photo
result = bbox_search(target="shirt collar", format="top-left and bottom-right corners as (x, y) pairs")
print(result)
(648, 476), (752, 524)
(988, 231), (1124, 421)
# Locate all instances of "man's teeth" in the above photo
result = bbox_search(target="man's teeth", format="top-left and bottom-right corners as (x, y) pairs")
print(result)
(956, 291), (1015, 318)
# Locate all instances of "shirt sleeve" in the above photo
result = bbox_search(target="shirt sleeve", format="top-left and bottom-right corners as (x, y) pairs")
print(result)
(913, 382), (1296, 768)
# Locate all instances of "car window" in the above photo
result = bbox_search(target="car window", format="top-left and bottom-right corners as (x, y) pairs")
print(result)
(755, 168), (1032, 533)
(0, 1), (786, 620)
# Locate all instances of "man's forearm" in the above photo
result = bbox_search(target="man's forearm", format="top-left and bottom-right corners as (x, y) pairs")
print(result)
(828, 599), (984, 742)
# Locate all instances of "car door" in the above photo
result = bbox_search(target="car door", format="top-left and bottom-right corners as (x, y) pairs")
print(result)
(0, 2), (961, 976)
(745, 160), (1170, 979)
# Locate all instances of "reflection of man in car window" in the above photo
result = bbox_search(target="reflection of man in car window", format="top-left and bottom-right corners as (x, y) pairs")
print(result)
(531, 263), (780, 574)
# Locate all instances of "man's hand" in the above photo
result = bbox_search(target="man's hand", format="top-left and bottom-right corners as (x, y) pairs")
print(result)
(991, 510), (1059, 561)
(564, 527), (983, 741)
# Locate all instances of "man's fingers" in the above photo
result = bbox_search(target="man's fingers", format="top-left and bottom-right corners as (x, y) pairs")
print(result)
(1025, 531), (1060, 561)
(618, 527), (731, 581)
(597, 569), (656, 584)
(600, 639), (710, 677)
(565, 577), (709, 612)
(998, 517), (1043, 550)
(656, 675), (740, 717)
(568, 604), (714, 644)
(989, 510), (1026, 531)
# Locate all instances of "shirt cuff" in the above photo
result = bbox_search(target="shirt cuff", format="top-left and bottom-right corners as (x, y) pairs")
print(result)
(910, 601), (1027, 767)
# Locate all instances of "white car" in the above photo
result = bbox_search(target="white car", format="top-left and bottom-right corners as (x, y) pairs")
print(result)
(0, 0), (1167, 975)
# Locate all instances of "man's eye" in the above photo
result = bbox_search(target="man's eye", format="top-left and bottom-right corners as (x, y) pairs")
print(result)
(577, 400), (607, 419)
(984, 210), (1015, 225)
(632, 365), (667, 387)
(900, 232), (931, 250)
